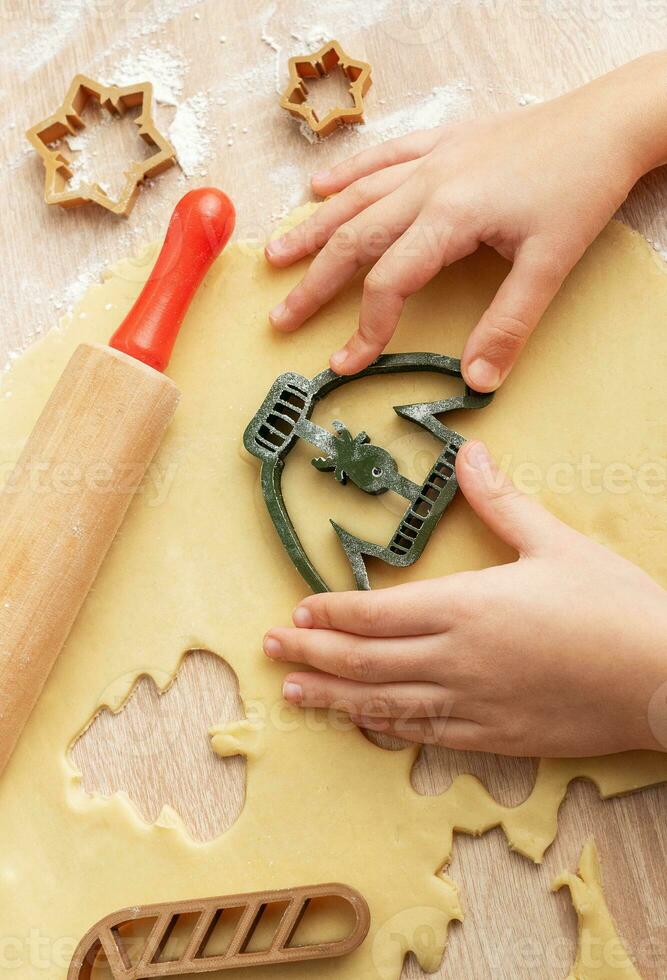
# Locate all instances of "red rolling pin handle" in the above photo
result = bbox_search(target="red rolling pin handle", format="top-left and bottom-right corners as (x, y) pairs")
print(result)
(110, 188), (236, 373)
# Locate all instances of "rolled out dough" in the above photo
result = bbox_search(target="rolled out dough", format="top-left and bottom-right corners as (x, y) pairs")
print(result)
(0, 208), (666, 978)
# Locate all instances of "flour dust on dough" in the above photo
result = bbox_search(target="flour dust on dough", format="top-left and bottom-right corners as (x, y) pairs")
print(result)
(0, 207), (666, 978)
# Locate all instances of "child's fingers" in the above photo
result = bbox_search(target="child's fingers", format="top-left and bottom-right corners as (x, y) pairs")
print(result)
(265, 159), (420, 268)
(282, 673), (457, 719)
(311, 128), (442, 196)
(293, 577), (464, 636)
(456, 440), (566, 556)
(348, 715), (484, 750)
(263, 628), (440, 683)
(331, 210), (480, 374)
(268, 189), (420, 333)
(461, 244), (568, 392)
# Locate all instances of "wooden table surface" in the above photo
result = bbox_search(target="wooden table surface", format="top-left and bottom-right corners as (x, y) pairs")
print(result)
(2, 2), (666, 977)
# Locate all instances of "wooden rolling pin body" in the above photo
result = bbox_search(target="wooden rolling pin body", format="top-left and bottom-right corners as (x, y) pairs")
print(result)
(0, 187), (235, 779)
(0, 343), (179, 773)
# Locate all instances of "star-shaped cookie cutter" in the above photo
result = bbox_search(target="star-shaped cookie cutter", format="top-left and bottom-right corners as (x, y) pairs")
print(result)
(26, 74), (176, 216)
(280, 40), (372, 138)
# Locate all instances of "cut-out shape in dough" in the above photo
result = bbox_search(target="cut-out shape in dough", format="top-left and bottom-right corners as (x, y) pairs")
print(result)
(70, 651), (247, 842)
(554, 839), (642, 979)
(411, 743), (538, 809)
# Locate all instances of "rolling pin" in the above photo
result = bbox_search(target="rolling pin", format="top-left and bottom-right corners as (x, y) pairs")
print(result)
(0, 187), (236, 777)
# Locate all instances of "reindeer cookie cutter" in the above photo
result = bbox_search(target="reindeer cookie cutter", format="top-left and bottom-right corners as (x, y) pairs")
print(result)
(26, 74), (176, 216)
(280, 40), (372, 138)
(244, 353), (493, 592)
(68, 883), (370, 978)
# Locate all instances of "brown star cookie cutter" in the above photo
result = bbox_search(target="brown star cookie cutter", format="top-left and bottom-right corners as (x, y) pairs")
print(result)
(67, 883), (370, 978)
(280, 40), (372, 139)
(26, 74), (176, 217)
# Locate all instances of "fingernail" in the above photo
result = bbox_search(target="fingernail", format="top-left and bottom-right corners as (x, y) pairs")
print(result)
(292, 605), (314, 628)
(312, 169), (332, 183)
(330, 349), (349, 371)
(466, 441), (492, 470)
(467, 358), (501, 391)
(269, 302), (289, 326)
(266, 238), (287, 258)
(283, 681), (303, 703)
(263, 635), (283, 657)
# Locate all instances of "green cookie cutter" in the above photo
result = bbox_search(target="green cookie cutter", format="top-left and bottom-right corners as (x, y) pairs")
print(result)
(244, 353), (493, 592)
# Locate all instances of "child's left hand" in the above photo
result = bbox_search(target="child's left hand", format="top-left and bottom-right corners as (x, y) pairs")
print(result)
(263, 442), (667, 758)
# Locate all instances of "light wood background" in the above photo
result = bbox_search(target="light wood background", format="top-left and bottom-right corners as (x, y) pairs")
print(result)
(2, 1), (667, 977)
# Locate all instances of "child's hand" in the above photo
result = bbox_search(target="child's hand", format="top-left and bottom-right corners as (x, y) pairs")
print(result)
(266, 56), (663, 392)
(263, 442), (667, 758)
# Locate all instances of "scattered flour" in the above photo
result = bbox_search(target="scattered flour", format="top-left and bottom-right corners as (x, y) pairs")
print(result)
(646, 237), (667, 263)
(106, 47), (188, 106)
(50, 259), (107, 314)
(298, 120), (319, 145)
(284, 0), (393, 34)
(368, 83), (473, 140)
(64, 110), (116, 196)
(268, 163), (307, 222)
(2, 0), (205, 75)
(104, 46), (213, 178)
(168, 93), (212, 177)
(516, 92), (542, 106)
(260, 32), (281, 54)
(5, 0), (90, 74)
(286, 26), (332, 53)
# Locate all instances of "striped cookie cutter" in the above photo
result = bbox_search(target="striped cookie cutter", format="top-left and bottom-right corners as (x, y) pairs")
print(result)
(68, 883), (370, 977)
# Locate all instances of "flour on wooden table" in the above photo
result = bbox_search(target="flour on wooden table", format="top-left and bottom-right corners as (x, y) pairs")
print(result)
(516, 92), (543, 105)
(367, 83), (474, 140)
(3, 0), (91, 74)
(0, 0), (206, 75)
(168, 94), (212, 177)
(103, 44), (214, 179)
(105, 47), (188, 106)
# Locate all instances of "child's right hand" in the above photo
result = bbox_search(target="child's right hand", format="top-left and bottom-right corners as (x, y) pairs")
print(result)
(265, 442), (667, 758)
(266, 53), (667, 391)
